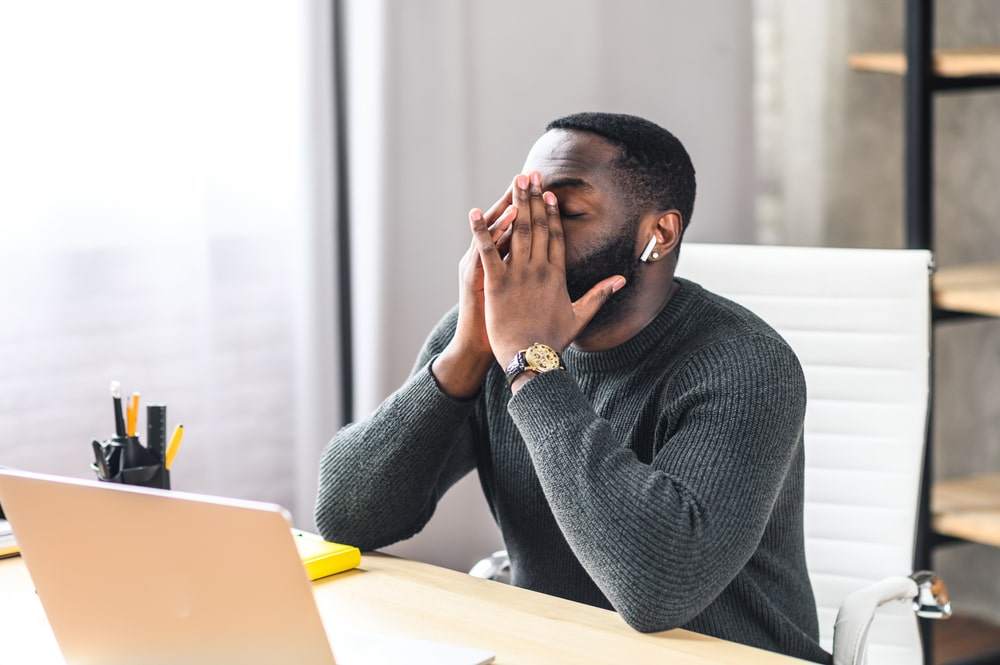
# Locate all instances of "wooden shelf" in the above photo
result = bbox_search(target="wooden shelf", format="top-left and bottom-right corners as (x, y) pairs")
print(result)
(849, 47), (1000, 77)
(933, 263), (1000, 317)
(933, 473), (1000, 547)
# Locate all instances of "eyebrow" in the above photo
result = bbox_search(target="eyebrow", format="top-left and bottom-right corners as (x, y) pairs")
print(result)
(544, 177), (595, 193)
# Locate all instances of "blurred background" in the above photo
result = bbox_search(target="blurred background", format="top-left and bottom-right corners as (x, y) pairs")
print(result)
(2, 0), (1000, 653)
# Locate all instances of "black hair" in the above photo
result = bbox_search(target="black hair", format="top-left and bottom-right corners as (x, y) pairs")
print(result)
(546, 112), (696, 242)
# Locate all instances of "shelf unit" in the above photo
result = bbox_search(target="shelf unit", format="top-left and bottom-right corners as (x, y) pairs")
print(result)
(848, 47), (1000, 78)
(934, 264), (1000, 318)
(934, 474), (1000, 549)
(850, 1), (1000, 663)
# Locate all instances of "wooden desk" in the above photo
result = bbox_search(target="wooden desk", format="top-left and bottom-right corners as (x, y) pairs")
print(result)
(0, 552), (810, 664)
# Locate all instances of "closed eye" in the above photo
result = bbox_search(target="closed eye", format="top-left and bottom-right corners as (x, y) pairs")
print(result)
(560, 210), (586, 219)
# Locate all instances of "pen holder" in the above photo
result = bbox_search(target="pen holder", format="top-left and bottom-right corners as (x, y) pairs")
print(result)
(91, 436), (170, 490)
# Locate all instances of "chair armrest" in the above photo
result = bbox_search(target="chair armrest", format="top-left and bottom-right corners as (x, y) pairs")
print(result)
(469, 550), (510, 584)
(833, 571), (951, 665)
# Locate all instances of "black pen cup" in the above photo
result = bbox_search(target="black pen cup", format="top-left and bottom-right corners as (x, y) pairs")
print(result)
(91, 435), (170, 490)
(117, 463), (170, 490)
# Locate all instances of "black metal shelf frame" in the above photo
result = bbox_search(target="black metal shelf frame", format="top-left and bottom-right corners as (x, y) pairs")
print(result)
(906, 1), (1000, 663)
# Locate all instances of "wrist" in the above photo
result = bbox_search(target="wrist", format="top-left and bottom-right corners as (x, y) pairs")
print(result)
(431, 343), (495, 400)
(507, 371), (536, 394)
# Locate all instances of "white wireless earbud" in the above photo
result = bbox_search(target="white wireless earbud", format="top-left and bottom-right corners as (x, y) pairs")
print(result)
(640, 236), (658, 263)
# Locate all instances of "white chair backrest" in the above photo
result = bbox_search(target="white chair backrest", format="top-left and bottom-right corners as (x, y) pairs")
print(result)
(678, 243), (932, 664)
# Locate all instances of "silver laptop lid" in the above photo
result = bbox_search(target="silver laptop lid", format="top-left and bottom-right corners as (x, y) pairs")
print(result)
(0, 468), (336, 665)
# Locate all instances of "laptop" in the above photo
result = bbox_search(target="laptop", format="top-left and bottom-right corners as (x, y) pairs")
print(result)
(0, 468), (495, 665)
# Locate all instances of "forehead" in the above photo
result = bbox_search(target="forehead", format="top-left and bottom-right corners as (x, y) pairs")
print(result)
(521, 129), (622, 190)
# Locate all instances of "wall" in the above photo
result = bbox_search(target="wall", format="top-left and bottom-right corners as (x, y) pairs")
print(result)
(343, 0), (755, 572)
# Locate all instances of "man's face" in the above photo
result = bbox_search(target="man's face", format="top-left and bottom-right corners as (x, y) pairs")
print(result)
(521, 129), (644, 328)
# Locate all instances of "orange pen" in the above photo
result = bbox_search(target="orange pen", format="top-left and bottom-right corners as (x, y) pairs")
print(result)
(126, 392), (140, 437)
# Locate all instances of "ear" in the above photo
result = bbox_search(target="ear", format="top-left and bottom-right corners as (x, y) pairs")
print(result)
(639, 211), (683, 262)
(655, 211), (683, 255)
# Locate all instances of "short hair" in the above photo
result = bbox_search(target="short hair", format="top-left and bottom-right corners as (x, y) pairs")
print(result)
(546, 112), (696, 238)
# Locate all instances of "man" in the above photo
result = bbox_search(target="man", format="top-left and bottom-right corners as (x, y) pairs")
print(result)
(315, 112), (830, 664)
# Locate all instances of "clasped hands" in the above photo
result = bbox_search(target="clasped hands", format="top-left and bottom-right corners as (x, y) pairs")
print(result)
(432, 172), (626, 398)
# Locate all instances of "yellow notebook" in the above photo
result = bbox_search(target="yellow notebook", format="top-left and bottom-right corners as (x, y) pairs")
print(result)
(292, 529), (360, 580)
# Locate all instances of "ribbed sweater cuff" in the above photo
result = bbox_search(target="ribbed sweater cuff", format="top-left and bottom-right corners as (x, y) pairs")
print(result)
(395, 359), (480, 435)
(506, 370), (591, 439)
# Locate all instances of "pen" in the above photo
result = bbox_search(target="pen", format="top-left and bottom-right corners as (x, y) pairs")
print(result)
(126, 392), (140, 437)
(165, 424), (184, 470)
(110, 381), (126, 438)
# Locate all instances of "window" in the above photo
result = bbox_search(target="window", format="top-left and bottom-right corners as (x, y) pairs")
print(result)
(0, 0), (336, 524)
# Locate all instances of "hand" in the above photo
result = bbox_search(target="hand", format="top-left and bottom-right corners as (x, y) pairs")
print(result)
(432, 184), (517, 399)
(472, 171), (626, 375)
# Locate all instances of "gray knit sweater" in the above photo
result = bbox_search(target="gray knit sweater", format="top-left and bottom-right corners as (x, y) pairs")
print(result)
(315, 278), (831, 664)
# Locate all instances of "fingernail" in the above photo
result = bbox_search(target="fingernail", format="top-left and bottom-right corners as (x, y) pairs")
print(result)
(543, 192), (557, 206)
(612, 277), (626, 292)
(516, 175), (529, 190)
(530, 172), (542, 187)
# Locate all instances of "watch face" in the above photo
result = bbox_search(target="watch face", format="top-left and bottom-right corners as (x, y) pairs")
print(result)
(525, 344), (562, 372)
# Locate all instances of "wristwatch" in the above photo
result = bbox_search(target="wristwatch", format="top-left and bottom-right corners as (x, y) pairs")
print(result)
(504, 343), (565, 387)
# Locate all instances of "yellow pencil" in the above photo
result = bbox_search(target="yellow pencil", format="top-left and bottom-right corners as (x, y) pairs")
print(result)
(126, 392), (140, 437)
(165, 424), (184, 470)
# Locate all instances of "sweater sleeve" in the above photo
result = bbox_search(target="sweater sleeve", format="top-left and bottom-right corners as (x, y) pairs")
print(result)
(507, 334), (807, 633)
(313, 308), (480, 550)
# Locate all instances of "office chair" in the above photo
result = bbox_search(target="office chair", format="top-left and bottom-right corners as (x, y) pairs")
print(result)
(470, 243), (950, 665)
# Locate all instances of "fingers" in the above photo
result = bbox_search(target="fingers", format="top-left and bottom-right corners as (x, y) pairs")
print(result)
(466, 203), (516, 268)
(543, 191), (564, 267)
(469, 208), (505, 273)
(495, 222), (514, 259)
(528, 171), (549, 259)
(572, 275), (627, 331)
(468, 203), (516, 241)
(489, 204), (517, 243)
(478, 171), (554, 270)
(482, 184), (514, 226)
(509, 174), (533, 258)
(489, 204), (516, 261)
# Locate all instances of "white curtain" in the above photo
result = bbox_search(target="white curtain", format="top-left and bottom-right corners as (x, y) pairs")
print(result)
(0, 0), (340, 527)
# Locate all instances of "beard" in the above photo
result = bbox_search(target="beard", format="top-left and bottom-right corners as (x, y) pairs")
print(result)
(564, 224), (642, 336)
